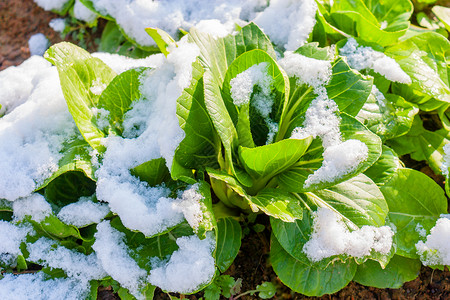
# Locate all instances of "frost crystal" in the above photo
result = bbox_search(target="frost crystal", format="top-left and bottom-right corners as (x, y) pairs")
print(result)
(303, 208), (394, 262)
(415, 217), (450, 266)
(340, 38), (411, 84)
(148, 234), (216, 293)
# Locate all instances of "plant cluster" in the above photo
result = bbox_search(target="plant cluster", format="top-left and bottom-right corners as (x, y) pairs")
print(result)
(1, 0), (450, 299)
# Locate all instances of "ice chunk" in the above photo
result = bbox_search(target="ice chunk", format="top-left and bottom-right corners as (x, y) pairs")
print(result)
(28, 33), (49, 56)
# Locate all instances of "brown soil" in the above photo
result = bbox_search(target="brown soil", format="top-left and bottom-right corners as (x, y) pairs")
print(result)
(1, 1), (449, 300)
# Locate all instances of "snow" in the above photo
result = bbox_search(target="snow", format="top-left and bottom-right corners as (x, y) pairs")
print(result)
(415, 217), (450, 266)
(176, 184), (204, 232)
(441, 143), (450, 176)
(416, 223), (427, 238)
(278, 51), (332, 89)
(148, 234), (216, 293)
(13, 194), (52, 222)
(230, 62), (272, 106)
(304, 140), (369, 187)
(0, 221), (31, 266)
(93, 221), (147, 298)
(92, 52), (165, 74)
(0, 273), (90, 300)
(0, 56), (78, 201)
(95, 41), (201, 236)
(89, 78), (107, 95)
(253, 0), (318, 51)
(303, 208), (394, 262)
(340, 38), (412, 84)
(73, 0), (97, 23)
(286, 52), (368, 187)
(28, 34), (49, 56)
(49, 18), (66, 33)
(27, 237), (107, 282)
(57, 197), (110, 227)
(33, 0), (70, 11)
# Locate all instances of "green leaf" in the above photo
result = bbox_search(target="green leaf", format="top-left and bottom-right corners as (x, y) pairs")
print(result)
(306, 174), (389, 227)
(45, 42), (117, 152)
(353, 255), (421, 288)
(432, 6), (450, 32)
(215, 217), (242, 272)
(386, 32), (450, 110)
(37, 138), (96, 190)
(356, 92), (419, 141)
(250, 189), (303, 222)
(173, 60), (219, 175)
(203, 282), (221, 300)
(192, 181), (217, 239)
(256, 282), (277, 299)
(221, 49), (290, 146)
(278, 113), (382, 192)
(387, 115), (448, 174)
(145, 27), (176, 56)
(130, 158), (170, 187)
(43, 171), (96, 211)
(30, 215), (87, 241)
(270, 232), (356, 296)
(188, 23), (276, 184)
(97, 67), (148, 135)
(380, 168), (448, 258)
(99, 21), (156, 58)
(239, 138), (312, 181)
(364, 146), (401, 186)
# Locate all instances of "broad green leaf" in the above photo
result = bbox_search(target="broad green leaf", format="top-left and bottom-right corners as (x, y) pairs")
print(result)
(188, 23), (276, 184)
(50, 0), (74, 15)
(43, 171), (96, 211)
(356, 93), (419, 141)
(45, 42), (117, 151)
(364, 146), (401, 186)
(249, 189), (303, 222)
(130, 158), (170, 187)
(215, 217), (242, 272)
(277, 57), (372, 140)
(221, 49), (290, 146)
(238, 138), (312, 180)
(386, 32), (450, 109)
(145, 27), (176, 56)
(97, 67), (148, 135)
(98, 21), (156, 58)
(364, 0), (413, 32)
(37, 138), (96, 191)
(380, 168), (448, 258)
(278, 113), (382, 192)
(353, 255), (421, 288)
(270, 232), (356, 297)
(306, 174), (389, 227)
(387, 115), (449, 174)
(30, 215), (87, 241)
(173, 60), (219, 175)
(433, 6), (450, 32)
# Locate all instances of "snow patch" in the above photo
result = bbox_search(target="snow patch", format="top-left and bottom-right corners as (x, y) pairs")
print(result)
(33, 0), (70, 11)
(415, 217), (450, 266)
(13, 194), (52, 222)
(230, 62), (272, 106)
(340, 38), (411, 84)
(303, 208), (394, 262)
(57, 197), (110, 227)
(0, 221), (31, 266)
(148, 234), (216, 293)
(49, 18), (66, 33)
(74, 0), (97, 23)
